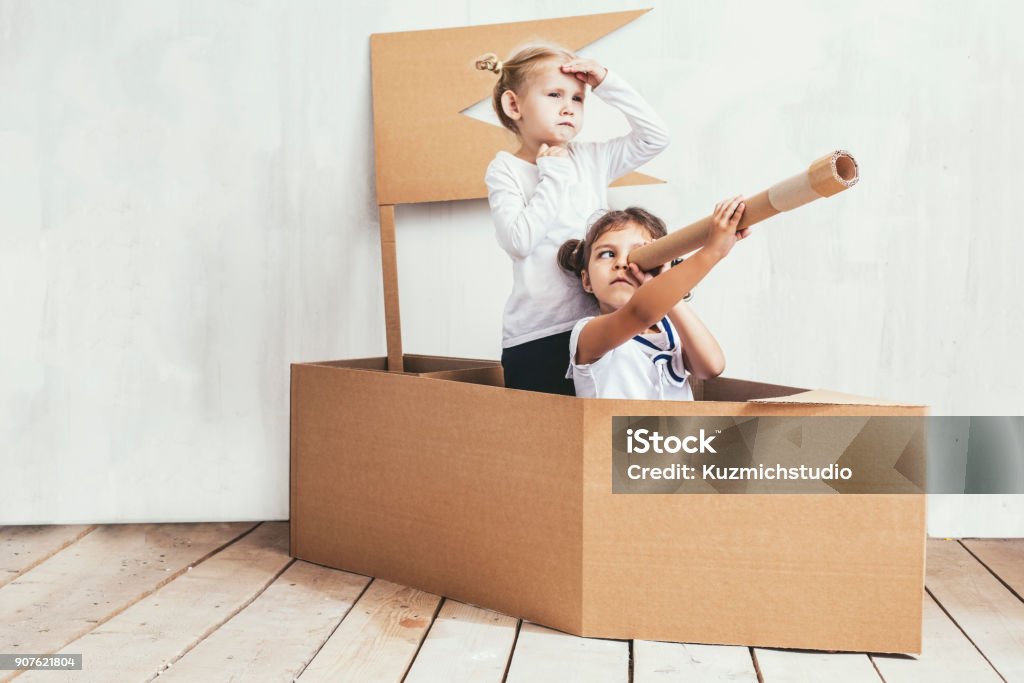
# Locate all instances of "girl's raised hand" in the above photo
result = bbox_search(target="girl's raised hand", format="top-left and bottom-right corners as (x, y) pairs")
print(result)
(626, 260), (667, 287)
(560, 58), (608, 88)
(705, 196), (748, 261)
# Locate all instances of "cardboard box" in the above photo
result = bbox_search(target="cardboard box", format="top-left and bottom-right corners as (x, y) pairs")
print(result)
(290, 356), (926, 653)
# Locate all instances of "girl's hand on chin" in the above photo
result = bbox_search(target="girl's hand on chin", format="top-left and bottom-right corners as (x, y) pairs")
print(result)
(537, 143), (568, 160)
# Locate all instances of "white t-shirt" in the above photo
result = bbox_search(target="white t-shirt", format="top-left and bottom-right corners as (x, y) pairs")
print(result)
(567, 316), (694, 401)
(484, 70), (670, 348)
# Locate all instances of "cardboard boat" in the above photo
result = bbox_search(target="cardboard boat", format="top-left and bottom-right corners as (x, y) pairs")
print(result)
(289, 11), (926, 653)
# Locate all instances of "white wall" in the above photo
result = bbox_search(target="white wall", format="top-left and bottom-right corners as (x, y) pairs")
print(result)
(2, 0), (1022, 533)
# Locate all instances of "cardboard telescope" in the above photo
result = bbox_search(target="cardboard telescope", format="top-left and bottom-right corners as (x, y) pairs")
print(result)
(629, 150), (860, 270)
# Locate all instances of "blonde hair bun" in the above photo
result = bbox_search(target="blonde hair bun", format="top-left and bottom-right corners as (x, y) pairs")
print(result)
(474, 52), (502, 74)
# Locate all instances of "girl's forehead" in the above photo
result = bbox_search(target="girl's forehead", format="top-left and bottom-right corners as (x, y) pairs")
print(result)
(528, 60), (584, 91)
(600, 223), (650, 242)
(591, 223), (652, 251)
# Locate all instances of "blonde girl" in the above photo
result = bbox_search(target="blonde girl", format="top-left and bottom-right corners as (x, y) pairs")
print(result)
(476, 45), (669, 395)
(557, 199), (750, 400)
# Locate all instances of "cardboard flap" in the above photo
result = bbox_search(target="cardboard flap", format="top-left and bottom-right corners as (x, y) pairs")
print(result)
(700, 376), (807, 402)
(751, 389), (925, 407)
(370, 10), (661, 205)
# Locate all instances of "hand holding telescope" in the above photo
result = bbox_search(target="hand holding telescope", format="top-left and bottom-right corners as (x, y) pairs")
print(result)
(628, 151), (859, 271)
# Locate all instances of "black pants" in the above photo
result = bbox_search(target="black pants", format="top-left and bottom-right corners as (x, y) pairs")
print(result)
(501, 330), (576, 396)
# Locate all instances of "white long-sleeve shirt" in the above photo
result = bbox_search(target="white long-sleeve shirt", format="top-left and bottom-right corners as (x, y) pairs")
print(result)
(485, 69), (670, 348)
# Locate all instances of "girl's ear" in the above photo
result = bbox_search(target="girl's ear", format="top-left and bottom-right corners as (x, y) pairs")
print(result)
(500, 90), (521, 121)
(581, 270), (593, 294)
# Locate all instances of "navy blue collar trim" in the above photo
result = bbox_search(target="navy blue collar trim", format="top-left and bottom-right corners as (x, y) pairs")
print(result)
(632, 317), (685, 383)
(632, 317), (675, 352)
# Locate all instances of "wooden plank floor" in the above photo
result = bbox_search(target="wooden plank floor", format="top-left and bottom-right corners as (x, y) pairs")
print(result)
(0, 527), (1021, 682)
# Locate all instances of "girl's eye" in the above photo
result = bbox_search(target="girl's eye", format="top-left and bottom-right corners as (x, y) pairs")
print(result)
(573, 95), (583, 102)
(548, 92), (560, 98)
(598, 250), (614, 258)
